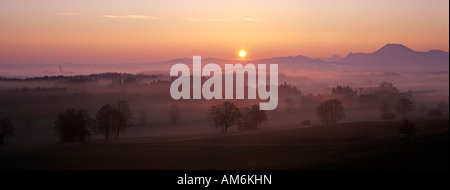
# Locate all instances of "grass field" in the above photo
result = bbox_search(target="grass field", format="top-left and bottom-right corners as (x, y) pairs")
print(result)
(0, 117), (448, 170)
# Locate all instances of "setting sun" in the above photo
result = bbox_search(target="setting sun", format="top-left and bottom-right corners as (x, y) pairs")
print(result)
(239, 50), (246, 57)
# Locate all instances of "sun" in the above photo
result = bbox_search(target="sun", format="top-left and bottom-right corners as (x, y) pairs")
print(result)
(239, 50), (246, 57)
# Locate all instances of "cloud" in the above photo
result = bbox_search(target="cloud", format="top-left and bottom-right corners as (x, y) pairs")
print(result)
(186, 17), (261, 22)
(186, 17), (231, 22)
(58, 12), (81, 15)
(101, 15), (160, 20)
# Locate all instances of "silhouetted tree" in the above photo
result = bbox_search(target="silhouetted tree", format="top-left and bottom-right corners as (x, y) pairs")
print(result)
(250, 105), (267, 128)
(96, 104), (114, 139)
(379, 101), (396, 120)
(95, 101), (132, 139)
(240, 107), (252, 123)
(438, 100), (448, 114)
(168, 104), (180, 124)
(210, 101), (242, 133)
(0, 117), (15, 144)
(377, 81), (400, 95)
(398, 119), (416, 143)
(396, 98), (414, 119)
(316, 99), (345, 126)
(55, 108), (91, 143)
(111, 100), (133, 139)
(332, 85), (357, 98)
(239, 105), (268, 129)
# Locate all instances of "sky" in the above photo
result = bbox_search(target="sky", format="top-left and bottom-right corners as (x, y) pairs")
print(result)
(0, 0), (448, 63)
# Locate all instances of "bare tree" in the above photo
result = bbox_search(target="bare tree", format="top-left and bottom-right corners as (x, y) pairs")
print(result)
(95, 100), (132, 140)
(111, 100), (132, 139)
(398, 119), (416, 143)
(168, 104), (180, 124)
(96, 104), (114, 139)
(316, 99), (345, 126)
(396, 98), (414, 119)
(210, 101), (242, 133)
(0, 117), (15, 145)
(55, 108), (91, 143)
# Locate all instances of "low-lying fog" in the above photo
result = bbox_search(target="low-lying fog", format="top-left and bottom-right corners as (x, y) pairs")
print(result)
(0, 64), (448, 148)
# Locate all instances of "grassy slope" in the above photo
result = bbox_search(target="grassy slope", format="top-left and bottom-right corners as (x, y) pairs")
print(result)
(0, 118), (448, 170)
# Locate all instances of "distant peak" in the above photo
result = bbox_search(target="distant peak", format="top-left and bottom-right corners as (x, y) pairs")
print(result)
(376, 43), (415, 53)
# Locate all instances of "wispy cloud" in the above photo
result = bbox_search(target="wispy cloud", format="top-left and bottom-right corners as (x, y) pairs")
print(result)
(186, 17), (231, 22)
(186, 17), (261, 22)
(58, 12), (81, 16)
(101, 15), (160, 20)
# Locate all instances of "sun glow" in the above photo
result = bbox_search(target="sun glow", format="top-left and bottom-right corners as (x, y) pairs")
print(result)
(239, 50), (246, 57)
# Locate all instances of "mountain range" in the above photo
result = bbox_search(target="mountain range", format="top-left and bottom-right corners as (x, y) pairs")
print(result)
(337, 44), (449, 71)
(0, 43), (448, 77)
(249, 43), (448, 71)
(165, 43), (448, 72)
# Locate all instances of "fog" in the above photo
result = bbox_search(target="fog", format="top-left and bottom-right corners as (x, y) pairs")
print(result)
(0, 68), (448, 149)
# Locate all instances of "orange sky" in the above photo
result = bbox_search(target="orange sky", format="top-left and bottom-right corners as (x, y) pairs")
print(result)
(0, 0), (448, 63)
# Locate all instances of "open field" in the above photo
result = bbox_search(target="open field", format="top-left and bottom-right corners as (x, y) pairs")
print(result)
(0, 117), (447, 170)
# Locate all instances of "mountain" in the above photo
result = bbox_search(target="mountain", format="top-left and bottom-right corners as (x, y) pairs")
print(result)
(255, 54), (325, 64)
(323, 55), (343, 62)
(338, 43), (449, 71)
(252, 54), (344, 70)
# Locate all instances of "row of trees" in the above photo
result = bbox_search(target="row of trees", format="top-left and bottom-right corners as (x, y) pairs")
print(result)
(379, 98), (448, 119)
(209, 102), (267, 133)
(314, 97), (419, 143)
(95, 101), (133, 139)
(314, 97), (419, 125)
(54, 100), (132, 143)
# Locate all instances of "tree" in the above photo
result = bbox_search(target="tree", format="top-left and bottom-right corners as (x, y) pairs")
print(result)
(95, 101), (133, 139)
(316, 99), (345, 126)
(377, 81), (400, 95)
(239, 105), (268, 129)
(396, 98), (414, 119)
(96, 104), (114, 139)
(249, 104), (267, 128)
(209, 101), (242, 133)
(111, 100), (133, 139)
(168, 104), (180, 124)
(332, 85), (357, 98)
(55, 108), (91, 143)
(398, 119), (416, 143)
(0, 117), (15, 144)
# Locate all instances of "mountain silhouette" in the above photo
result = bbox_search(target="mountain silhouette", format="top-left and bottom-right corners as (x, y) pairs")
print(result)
(338, 43), (449, 71)
(255, 55), (325, 64)
(1, 43), (448, 77)
(323, 55), (343, 62)
(252, 55), (342, 70)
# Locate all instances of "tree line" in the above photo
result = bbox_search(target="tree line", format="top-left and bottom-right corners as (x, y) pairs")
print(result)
(209, 102), (267, 133)
(54, 100), (132, 142)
